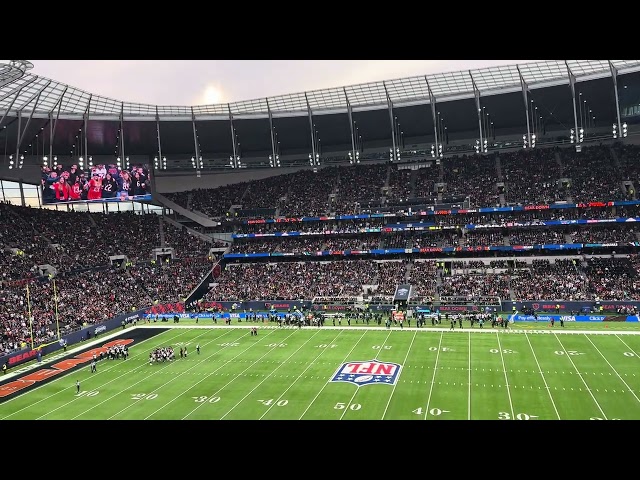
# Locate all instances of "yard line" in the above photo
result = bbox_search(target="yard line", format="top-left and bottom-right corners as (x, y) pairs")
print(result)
(70, 328), (227, 420)
(553, 332), (608, 419)
(424, 331), (444, 420)
(496, 331), (515, 420)
(468, 331), (471, 420)
(381, 330), (417, 420)
(219, 329), (323, 419)
(614, 334), (640, 358)
(524, 332), (561, 419)
(176, 329), (300, 420)
(583, 334), (640, 406)
(259, 330), (345, 420)
(339, 330), (392, 420)
(1, 327), (197, 420)
(298, 330), (369, 420)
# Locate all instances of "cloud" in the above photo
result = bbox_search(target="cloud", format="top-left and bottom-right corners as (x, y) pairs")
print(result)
(22, 59), (540, 106)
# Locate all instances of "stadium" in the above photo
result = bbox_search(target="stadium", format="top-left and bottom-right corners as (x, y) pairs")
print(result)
(2, 59), (640, 420)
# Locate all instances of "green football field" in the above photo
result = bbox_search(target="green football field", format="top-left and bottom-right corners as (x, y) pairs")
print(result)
(2, 321), (640, 420)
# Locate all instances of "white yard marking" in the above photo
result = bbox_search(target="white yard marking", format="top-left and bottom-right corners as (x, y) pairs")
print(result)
(381, 330), (418, 419)
(81, 329), (246, 420)
(524, 332), (561, 420)
(259, 330), (345, 420)
(298, 330), (369, 420)
(424, 331), (444, 420)
(219, 329), (323, 419)
(496, 332), (515, 420)
(583, 334), (640, 407)
(339, 330), (393, 420)
(2, 328), (199, 420)
(468, 331), (472, 420)
(554, 333), (608, 419)
(173, 329), (296, 420)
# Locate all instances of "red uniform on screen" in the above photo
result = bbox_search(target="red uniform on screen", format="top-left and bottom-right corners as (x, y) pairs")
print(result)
(87, 176), (102, 200)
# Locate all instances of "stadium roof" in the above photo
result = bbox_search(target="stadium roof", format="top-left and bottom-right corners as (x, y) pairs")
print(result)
(2, 60), (640, 119)
(2, 60), (640, 170)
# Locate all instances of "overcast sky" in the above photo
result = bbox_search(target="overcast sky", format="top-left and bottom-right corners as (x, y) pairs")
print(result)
(14, 60), (537, 106)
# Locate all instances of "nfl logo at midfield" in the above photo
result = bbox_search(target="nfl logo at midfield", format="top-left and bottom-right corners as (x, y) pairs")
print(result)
(330, 360), (402, 386)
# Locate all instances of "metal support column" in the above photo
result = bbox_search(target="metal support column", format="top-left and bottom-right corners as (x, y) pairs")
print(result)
(609, 60), (623, 136)
(228, 104), (238, 168)
(191, 107), (200, 170)
(469, 72), (484, 153)
(304, 93), (317, 165)
(156, 106), (163, 170)
(0, 88), (24, 130)
(382, 81), (397, 162)
(266, 98), (277, 166)
(565, 62), (580, 145)
(516, 66), (532, 147)
(119, 102), (125, 162)
(83, 95), (91, 163)
(49, 87), (67, 166)
(14, 80), (49, 162)
(425, 77), (440, 157)
(344, 88), (357, 162)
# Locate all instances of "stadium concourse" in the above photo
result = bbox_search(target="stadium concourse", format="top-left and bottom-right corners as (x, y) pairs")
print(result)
(3, 142), (640, 358)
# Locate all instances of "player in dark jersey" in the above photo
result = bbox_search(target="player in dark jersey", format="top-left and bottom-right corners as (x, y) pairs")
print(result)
(118, 170), (131, 201)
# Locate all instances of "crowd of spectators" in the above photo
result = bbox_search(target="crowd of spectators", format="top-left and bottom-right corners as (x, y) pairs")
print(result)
(441, 155), (499, 207)
(162, 144), (640, 221)
(439, 273), (510, 299)
(510, 259), (587, 301)
(501, 148), (564, 205)
(40, 162), (150, 204)
(560, 145), (623, 203)
(509, 229), (567, 245)
(571, 226), (638, 244)
(206, 260), (379, 300)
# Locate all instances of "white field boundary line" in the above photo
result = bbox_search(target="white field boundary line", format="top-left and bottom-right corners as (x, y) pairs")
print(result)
(176, 329), (300, 420)
(524, 332), (561, 419)
(0, 327), (197, 419)
(298, 330), (370, 420)
(553, 332), (608, 419)
(138, 324), (640, 335)
(424, 331), (445, 420)
(219, 329), (324, 419)
(381, 330), (418, 420)
(258, 329), (346, 420)
(496, 331), (515, 420)
(65, 328), (224, 420)
(339, 330), (393, 420)
(583, 334), (640, 406)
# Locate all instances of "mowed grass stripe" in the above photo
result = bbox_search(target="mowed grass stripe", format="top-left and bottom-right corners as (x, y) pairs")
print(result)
(341, 330), (415, 420)
(142, 328), (290, 420)
(218, 328), (325, 419)
(179, 329), (314, 420)
(255, 330), (346, 420)
(263, 330), (371, 420)
(421, 332), (470, 420)
(379, 332), (443, 420)
(494, 334), (561, 420)
(524, 334), (605, 419)
(555, 333), (640, 420)
(468, 332), (516, 420)
(2, 327), (197, 420)
(72, 328), (239, 420)
(298, 330), (379, 420)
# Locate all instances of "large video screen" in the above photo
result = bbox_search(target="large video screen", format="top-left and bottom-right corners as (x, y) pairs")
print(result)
(41, 161), (152, 204)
